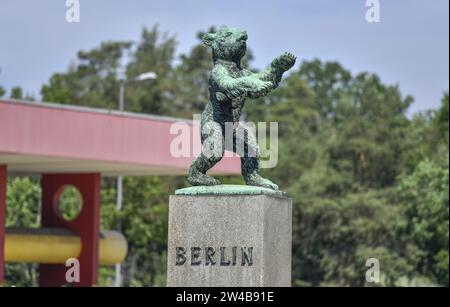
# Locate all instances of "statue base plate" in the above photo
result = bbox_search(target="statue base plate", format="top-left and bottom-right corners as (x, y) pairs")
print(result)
(175, 184), (287, 197)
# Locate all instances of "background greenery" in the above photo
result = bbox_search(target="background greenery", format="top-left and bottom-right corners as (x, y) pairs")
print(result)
(1, 25), (448, 287)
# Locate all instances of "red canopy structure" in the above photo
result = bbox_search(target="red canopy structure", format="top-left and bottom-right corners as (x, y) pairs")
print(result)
(0, 99), (240, 286)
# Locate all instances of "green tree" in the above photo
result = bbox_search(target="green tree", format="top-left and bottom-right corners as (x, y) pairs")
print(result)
(10, 86), (23, 99)
(124, 25), (177, 115)
(397, 157), (449, 286)
(435, 93), (449, 147)
(402, 93), (449, 172)
(4, 177), (41, 287)
(298, 59), (352, 119)
(172, 34), (213, 118)
(41, 41), (132, 108)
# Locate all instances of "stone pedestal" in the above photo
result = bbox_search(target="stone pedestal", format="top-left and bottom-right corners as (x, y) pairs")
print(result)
(167, 185), (292, 287)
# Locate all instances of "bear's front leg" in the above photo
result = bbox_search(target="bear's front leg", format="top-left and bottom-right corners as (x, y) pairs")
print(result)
(271, 52), (296, 74)
(244, 53), (296, 95)
(213, 65), (273, 99)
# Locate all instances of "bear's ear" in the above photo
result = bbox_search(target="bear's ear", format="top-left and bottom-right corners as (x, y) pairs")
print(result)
(202, 33), (215, 47)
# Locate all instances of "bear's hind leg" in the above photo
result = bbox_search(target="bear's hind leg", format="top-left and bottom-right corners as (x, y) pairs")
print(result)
(188, 121), (224, 186)
(188, 154), (222, 186)
(241, 156), (278, 190)
(234, 124), (279, 190)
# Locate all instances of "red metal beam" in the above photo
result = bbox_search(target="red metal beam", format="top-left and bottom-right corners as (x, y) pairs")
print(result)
(40, 173), (100, 287)
(0, 165), (6, 286)
(0, 100), (240, 176)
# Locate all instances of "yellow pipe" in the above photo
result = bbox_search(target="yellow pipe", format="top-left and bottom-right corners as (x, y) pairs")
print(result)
(4, 228), (127, 266)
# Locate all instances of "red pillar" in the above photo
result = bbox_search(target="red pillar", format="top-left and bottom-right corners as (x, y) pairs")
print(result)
(0, 165), (6, 286)
(40, 173), (101, 287)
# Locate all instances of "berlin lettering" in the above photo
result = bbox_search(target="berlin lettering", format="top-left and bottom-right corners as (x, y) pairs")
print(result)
(175, 246), (253, 266)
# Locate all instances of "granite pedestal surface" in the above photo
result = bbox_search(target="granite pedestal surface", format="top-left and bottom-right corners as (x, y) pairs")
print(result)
(167, 185), (292, 287)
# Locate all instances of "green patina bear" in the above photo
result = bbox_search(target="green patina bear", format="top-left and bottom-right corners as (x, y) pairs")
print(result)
(188, 27), (296, 190)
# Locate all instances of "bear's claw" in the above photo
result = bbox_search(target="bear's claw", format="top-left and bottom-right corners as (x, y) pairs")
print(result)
(245, 174), (279, 190)
(188, 173), (222, 187)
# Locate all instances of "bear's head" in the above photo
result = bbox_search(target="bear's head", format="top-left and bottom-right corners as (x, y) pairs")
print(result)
(202, 27), (248, 64)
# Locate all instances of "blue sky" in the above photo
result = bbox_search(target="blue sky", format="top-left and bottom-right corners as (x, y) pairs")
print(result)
(0, 0), (448, 114)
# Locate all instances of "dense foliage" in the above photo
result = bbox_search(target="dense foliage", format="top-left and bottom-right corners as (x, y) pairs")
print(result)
(2, 26), (448, 287)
